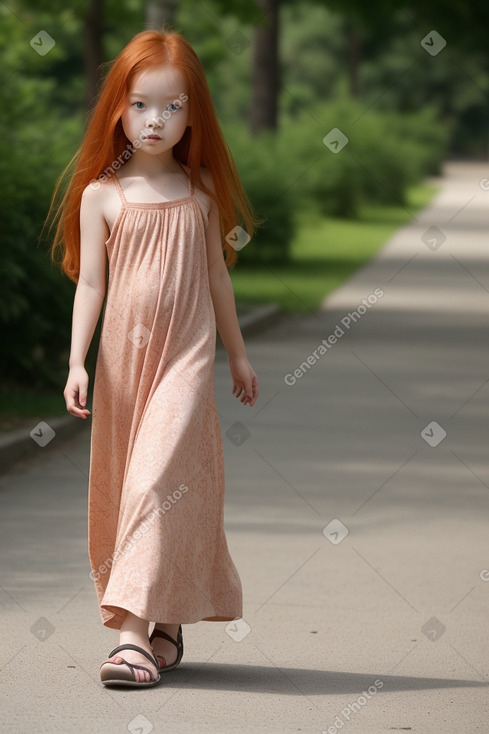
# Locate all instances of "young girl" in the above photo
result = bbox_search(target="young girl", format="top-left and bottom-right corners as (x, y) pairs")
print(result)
(46, 27), (260, 688)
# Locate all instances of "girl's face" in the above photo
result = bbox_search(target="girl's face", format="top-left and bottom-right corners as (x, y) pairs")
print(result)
(121, 64), (189, 154)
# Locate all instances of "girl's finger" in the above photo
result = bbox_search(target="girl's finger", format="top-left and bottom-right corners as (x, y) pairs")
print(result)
(70, 404), (90, 418)
(243, 378), (253, 399)
(64, 387), (90, 418)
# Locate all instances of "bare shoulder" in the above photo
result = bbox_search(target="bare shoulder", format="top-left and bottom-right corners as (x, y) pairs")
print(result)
(79, 179), (115, 247)
(81, 179), (110, 212)
(81, 177), (118, 231)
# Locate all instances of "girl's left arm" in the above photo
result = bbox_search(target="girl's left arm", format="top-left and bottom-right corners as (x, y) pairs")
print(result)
(204, 188), (258, 407)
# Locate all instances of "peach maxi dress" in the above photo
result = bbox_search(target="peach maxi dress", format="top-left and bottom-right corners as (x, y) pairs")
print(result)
(87, 163), (243, 630)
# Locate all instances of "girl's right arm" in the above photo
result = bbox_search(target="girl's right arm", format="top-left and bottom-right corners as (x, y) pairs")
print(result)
(64, 185), (108, 419)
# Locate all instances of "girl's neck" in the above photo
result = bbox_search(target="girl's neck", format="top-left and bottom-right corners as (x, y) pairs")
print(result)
(123, 150), (182, 178)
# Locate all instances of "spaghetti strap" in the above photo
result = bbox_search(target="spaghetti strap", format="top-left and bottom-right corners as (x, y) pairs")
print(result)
(112, 174), (127, 205)
(177, 160), (193, 196)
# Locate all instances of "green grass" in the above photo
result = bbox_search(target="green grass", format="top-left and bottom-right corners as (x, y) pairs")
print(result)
(229, 182), (439, 313)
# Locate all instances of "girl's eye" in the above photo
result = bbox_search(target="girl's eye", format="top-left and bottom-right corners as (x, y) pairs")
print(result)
(131, 101), (181, 112)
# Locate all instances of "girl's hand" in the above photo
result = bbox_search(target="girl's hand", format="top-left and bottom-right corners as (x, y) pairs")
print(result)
(64, 365), (91, 419)
(229, 355), (259, 407)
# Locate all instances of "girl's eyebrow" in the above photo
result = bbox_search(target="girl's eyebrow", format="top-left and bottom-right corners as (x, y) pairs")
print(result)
(129, 91), (181, 98)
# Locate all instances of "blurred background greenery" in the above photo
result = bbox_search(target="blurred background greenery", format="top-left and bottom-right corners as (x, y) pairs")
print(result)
(1, 0), (488, 422)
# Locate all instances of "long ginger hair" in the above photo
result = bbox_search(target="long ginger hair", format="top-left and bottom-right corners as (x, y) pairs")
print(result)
(45, 27), (259, 283)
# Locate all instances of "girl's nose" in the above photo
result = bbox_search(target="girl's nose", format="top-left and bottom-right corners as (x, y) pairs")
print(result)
(147, 113), (164, 129)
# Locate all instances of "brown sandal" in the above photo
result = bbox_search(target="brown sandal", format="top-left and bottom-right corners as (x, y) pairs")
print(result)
(100, 643), (161, 687)
(149, 624), (184, 673)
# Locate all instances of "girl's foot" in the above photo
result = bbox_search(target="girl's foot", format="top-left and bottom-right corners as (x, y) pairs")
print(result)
(102, 638), (159, 684)
(150, 623), (180, 669)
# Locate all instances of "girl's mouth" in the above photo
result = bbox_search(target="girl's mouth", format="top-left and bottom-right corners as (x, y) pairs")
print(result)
(145, 134), (161, 140)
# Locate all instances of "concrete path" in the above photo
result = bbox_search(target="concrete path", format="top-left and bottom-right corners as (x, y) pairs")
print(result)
(1, 162), (488, 732)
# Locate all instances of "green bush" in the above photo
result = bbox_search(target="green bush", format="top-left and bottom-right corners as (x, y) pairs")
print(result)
(275, 98), (450, 216)
(277, 100), (363, 218)
(221, 101), (449, 265)
(379, 106), (452, 177)
(223, 124), (296, 267)
(0, 78), (81, 389)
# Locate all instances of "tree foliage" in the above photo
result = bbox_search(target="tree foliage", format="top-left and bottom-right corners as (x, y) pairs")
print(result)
(0, 0), (482, 389)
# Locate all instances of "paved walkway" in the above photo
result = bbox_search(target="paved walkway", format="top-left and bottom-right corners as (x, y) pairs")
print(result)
(1, 162), (488, 732)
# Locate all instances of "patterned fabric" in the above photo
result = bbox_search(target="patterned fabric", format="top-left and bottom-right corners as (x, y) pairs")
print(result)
(87, 164), (243, 629)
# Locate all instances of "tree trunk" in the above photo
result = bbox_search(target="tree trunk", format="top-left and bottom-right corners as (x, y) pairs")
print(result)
(345, 21), (362, 98)
(145, 0), (178, 30)
(250, 0), (279, 135)
(83, 0), (104, 115)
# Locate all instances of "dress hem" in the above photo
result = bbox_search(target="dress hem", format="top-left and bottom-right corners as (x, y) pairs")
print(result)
(100, 601), (243, 630)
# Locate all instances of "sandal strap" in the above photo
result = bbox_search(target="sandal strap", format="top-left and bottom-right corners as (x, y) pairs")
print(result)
(107, 642), (159, 670)
(121, 660), (156, 677)
(102, 657), (158, 681)
(150, 624), (181, 649)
